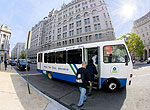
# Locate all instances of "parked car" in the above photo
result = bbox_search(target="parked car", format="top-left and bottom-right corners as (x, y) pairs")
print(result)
(147, 57), (150, 64)
(17, 59), (30, 71)
(8, 59), (12, 65)
(11, 60), (17, 66)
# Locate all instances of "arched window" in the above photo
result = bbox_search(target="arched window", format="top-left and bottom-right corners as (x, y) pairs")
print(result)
(69, 17), (73, 22)
(84, 12), (89, 17)
(92, 10), (97, 15)
(63, 20), (67, 25)
(58, 22), (61, 27)
(76, 15), (81, 20)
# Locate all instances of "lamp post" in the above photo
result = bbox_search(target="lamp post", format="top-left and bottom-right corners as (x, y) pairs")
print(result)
(25, 31), (31, 94)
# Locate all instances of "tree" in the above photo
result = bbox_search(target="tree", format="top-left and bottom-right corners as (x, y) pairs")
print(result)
(19, 50), (26, 59)
(117, 33), (145, 58)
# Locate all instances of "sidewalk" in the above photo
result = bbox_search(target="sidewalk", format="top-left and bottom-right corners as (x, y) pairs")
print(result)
(0, 65), (69, 110)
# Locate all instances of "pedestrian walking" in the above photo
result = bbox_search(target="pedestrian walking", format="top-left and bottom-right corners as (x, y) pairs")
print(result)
(86, 59), (98, 96)
(76, 61), (91, 107)
(4, 59), (7, 71)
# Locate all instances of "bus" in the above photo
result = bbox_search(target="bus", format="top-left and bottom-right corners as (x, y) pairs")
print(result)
(37, 40), (133, 91)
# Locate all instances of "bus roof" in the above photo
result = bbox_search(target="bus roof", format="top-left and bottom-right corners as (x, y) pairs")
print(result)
(37, 40), (125, 54)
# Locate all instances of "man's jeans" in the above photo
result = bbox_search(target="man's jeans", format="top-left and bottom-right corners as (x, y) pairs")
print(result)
(88, 81), (94, 95)
(78, 87), (86, 106)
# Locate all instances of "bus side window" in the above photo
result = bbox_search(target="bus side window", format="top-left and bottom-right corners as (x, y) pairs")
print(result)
(56, 51), (66, 64)
(44, 53), (48, 63)
(38, 53), (42, 62)
(47, 53), (55, 63)
(68, 49), (82, 64)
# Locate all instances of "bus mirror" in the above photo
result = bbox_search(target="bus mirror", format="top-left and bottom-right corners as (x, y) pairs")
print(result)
(125, 55), (128, 66)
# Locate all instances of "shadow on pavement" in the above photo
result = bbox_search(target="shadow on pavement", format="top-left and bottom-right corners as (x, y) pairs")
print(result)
(10, 74), (50, 110)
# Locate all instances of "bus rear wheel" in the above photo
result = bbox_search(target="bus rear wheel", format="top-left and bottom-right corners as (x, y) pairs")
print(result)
(47, 72), (52, 79)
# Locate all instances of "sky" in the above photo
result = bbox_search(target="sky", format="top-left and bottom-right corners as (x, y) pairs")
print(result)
(0, 0), (150, 53)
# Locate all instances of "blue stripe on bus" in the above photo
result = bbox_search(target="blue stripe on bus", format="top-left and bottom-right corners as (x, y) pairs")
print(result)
(37, 69), (127, 88)
(73, 64), (78, 71)
(101, 78), (127, 88)
(37, 69), (76, 83)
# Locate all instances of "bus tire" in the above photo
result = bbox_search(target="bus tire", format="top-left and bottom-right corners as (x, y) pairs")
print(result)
(103, 79), (120, 92)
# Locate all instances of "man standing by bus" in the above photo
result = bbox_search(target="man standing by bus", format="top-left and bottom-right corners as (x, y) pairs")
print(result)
(76, 61), (91, 107)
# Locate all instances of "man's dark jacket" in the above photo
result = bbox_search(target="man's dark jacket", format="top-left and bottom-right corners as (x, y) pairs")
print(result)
(76, 67), (91, 89)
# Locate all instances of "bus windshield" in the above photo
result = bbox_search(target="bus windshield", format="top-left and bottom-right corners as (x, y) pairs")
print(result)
(103, 44), (129, 63)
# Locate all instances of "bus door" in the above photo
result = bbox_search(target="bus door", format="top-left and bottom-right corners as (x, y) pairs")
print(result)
(38, 53), (43, 70)
(83, 47), (100, 89)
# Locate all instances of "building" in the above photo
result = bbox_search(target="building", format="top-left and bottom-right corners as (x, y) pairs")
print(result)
(0, 24), (11, 61)
(28, 0), (115, 62)
(28, 19), (47, 61)
(11, 43), (25, 59)
(132, 11), (150, 60)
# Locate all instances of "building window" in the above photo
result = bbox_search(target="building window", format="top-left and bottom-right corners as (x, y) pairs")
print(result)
(92, 10), (97, 15)
(85, 36), (88, 41)
(63, 32), (67, 38)
(63, 25), (67, 31)
(105, 21), (108, 27)
(58, 22), (61, 27)
(85, 26), (91, 32)
(76, 15), (81, 19)
(57, 34), (61, 40)
(77, 28), (82, 34)
(93, 16), (99, 22)
(143, 34), (145, 37)
(69, 39), (71, 44)
(69, 23), (74, 29)
(84, 12), (89, 17)
(80, 37), (82, 42)
(69, 30), (74, 36)
(63, 20), (67, 25)
(58, 28), (61, 33)
(99, 33), (102, 39)
(94, 24), (101, 30)
(69, 17), (73, 22)
(103, 13), (106, 18)
(84, 18), (90, 25)
(72, 39), (74, 43)
(76, 20), (82, 27)
(95, 34), (98, 39)
(65, 40), (67, 45)
(77, 38), (79, 42)
(89, 35), (92, 40)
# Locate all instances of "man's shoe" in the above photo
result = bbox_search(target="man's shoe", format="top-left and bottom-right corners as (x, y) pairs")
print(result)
(78, 103), (84, 107)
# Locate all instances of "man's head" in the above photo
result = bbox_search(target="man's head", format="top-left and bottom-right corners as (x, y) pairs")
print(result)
(82, 61), (86, 68)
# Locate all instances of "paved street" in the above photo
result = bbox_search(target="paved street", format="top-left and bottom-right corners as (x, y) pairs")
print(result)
(11, 63), (150, 110)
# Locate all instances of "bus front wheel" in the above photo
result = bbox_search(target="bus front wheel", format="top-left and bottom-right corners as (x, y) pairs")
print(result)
(103, 79), (120, 92)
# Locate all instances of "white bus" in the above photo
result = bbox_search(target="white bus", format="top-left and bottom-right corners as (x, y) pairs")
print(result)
(37, 40), (133, 91)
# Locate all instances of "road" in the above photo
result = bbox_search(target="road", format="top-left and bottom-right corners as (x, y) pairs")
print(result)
(13, 64), (150, 110)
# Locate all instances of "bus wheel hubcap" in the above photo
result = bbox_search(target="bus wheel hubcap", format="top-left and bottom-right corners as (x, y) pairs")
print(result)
(109, 83), (117, 90)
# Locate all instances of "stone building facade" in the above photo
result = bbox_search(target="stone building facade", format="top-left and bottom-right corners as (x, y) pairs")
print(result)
(132, 11), (150, 60)
(11, 43), (25, 60)
(28, 0), (115, 62)
(0, 24), (11, 61)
